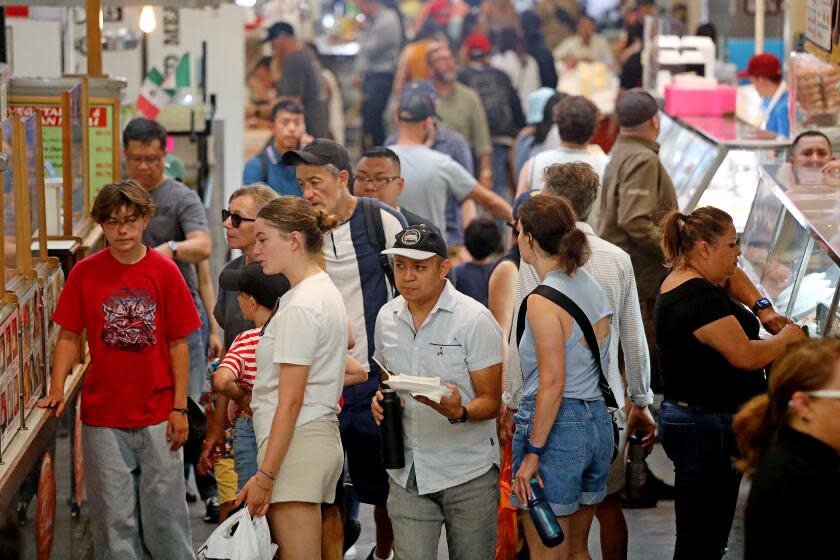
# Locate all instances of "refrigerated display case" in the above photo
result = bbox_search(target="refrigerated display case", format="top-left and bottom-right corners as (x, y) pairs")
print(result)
(658, 114), (789, 231)
(740, 164), (840, 338)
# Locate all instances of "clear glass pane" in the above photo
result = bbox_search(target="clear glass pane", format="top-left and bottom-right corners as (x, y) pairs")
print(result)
(696, 148), (784, 232)
(740, 175), (784, 286)
(68, 85), (86, 234)
(789, 242), (840, 336)
(763, 211), (811, 311)
(2, 118), (15, 277)
(24, 115), (42, 256)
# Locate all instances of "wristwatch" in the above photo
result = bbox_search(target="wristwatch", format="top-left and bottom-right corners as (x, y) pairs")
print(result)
(526, 441), (544, 457)
(168, 240), (179, 258)
(449, 406), (469, 424)
(752, 297), (773, 316)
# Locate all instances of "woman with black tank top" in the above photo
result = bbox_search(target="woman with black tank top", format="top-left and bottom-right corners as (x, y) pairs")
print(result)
(654, 206), (805, 560)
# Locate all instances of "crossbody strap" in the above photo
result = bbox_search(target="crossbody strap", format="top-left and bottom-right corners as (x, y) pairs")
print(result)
(516, 284), (618, 409)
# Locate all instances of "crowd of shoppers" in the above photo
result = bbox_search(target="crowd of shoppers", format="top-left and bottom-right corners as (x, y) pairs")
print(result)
(31, 1), (832, 559)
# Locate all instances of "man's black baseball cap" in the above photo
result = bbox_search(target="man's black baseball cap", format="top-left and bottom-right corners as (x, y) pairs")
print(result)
(382, 224), (448, 260)
(281, 138), (353, 175)
(219, 262), (291, 310)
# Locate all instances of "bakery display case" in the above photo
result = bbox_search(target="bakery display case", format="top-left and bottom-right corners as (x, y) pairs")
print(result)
(740, 164), (840, 338)
(658, 113), (789, 231)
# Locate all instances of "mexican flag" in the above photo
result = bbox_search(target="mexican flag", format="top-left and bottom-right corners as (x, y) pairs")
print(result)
(162, 53), (190, 95)
(136, 67), (169, 119)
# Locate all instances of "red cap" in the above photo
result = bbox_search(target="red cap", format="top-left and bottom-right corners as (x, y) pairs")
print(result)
(465, 33), (491, 59)
(739, 53), (782, 79)
(427, 0), (452, 25)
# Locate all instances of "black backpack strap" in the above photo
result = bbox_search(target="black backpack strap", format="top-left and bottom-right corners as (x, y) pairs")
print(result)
(515, 284), (618, 409)
(258, 151), (270, 182)
(360, 197), (395, 293)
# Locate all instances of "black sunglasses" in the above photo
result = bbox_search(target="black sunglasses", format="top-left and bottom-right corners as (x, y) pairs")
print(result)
(222, 209), (257, 228)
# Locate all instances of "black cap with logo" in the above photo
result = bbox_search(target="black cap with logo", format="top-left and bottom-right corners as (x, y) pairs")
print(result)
(281, 138), (353, 175)
(219, 262), (291, 310)
(382, 224), (448, 260)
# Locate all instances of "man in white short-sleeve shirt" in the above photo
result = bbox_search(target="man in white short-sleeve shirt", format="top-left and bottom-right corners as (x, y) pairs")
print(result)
(371, 225), (504, 560)
(390, 89), (513, 238)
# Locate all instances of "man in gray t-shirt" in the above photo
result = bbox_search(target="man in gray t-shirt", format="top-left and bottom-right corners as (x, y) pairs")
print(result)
(123, 118), (212, 401)
(266, 22), (330, 139)
(390, 88), (513, 239)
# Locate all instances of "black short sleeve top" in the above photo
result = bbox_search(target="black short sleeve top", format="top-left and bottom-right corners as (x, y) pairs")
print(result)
(654, 278), (767, 412)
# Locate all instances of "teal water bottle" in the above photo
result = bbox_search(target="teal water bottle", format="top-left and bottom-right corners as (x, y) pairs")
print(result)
(527, 478), (564, 547)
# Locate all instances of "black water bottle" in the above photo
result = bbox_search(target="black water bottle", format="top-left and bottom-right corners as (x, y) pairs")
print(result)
(527, 478), (564, 547)
(625, 433), (649, 502)
(379, 386), (405, 469)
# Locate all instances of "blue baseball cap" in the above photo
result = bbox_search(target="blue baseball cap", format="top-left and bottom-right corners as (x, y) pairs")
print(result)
(526, 88), (558, 124)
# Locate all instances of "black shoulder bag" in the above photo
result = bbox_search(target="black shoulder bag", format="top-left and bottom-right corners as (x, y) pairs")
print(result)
(516, 284), (622, 463)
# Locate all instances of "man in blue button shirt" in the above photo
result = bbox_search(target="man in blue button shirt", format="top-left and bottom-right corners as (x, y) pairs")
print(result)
(371, 224), (503, 560)
(242, 100), (307, 195)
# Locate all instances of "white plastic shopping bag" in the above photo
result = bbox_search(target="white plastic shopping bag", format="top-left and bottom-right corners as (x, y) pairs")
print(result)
(197, 507), (277, 560)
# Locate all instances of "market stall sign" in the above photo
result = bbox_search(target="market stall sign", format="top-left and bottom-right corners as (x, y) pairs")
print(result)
(806, 0), (840, 63)
(9, 100), (118, 199)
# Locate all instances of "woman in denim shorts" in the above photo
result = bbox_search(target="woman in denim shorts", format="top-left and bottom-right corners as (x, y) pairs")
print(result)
(511, 196), (615, 558)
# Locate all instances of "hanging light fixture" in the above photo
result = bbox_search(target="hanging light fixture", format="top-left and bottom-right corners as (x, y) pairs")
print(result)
(235, 0), (257, 6)
(139, 6), (157, 34)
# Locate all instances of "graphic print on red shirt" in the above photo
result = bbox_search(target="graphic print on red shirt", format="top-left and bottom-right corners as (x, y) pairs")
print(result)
(101, 288), (158, 350)
(54, 248), (201, 429)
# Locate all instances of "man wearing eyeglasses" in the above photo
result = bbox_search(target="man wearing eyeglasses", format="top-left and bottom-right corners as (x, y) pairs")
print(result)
(354, 147), (431, 227)
(123, 117), (218, 519)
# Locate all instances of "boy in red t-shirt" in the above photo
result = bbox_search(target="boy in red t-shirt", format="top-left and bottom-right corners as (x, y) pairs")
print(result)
(40, 181), (200, 559)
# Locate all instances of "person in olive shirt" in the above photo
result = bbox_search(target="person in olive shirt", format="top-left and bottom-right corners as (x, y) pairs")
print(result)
(597, 89), (677, 386)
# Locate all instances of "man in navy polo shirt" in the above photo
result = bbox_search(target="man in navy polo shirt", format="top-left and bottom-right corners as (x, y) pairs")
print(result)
(242, 100), (307, 196)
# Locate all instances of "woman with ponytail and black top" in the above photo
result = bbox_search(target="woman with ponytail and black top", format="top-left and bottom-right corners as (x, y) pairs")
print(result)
(654, 206), (805, 560)
(510, 196), (615, 559)
(735, 339), (840, 559)
(236, 197), (348, 558)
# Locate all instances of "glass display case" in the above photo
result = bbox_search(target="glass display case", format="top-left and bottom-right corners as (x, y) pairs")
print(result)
(658, 114), (789, 231)
(740, 165), (840, 338)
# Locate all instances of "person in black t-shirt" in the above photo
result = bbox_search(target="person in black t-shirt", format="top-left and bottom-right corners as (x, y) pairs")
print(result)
(654, 206), (805, 560)
(733, 338), (840, 560)
(453, 217), (500, 307)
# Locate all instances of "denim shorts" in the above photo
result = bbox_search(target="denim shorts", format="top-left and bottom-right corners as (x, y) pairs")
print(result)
(511, 398), (613, 516)
(233, 416), (258, 492)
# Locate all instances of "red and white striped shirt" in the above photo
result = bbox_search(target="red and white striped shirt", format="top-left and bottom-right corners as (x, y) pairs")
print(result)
(219, 327), (260, 391)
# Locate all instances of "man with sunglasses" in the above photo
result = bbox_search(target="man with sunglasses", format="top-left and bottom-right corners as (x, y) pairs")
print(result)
(124, 117), (218, 520)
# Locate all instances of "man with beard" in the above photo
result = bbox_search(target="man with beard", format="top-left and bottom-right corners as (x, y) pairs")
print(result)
(427, 44), (494, 190)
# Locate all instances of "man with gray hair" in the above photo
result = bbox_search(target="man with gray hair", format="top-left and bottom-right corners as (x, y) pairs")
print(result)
(501, 161), (656, 560)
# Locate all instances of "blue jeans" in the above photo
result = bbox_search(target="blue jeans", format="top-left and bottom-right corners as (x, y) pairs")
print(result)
(187, 302), (209, 403)
(233, 416), (258, 492)
(512, 398), (612, 516)
(658, 401), (742, 560)
(361, 72), (394, 147)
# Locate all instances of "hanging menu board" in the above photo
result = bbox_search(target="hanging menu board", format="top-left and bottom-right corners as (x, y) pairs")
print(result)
(806, 0), (840, 63)
(9, 77), (124, 206)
